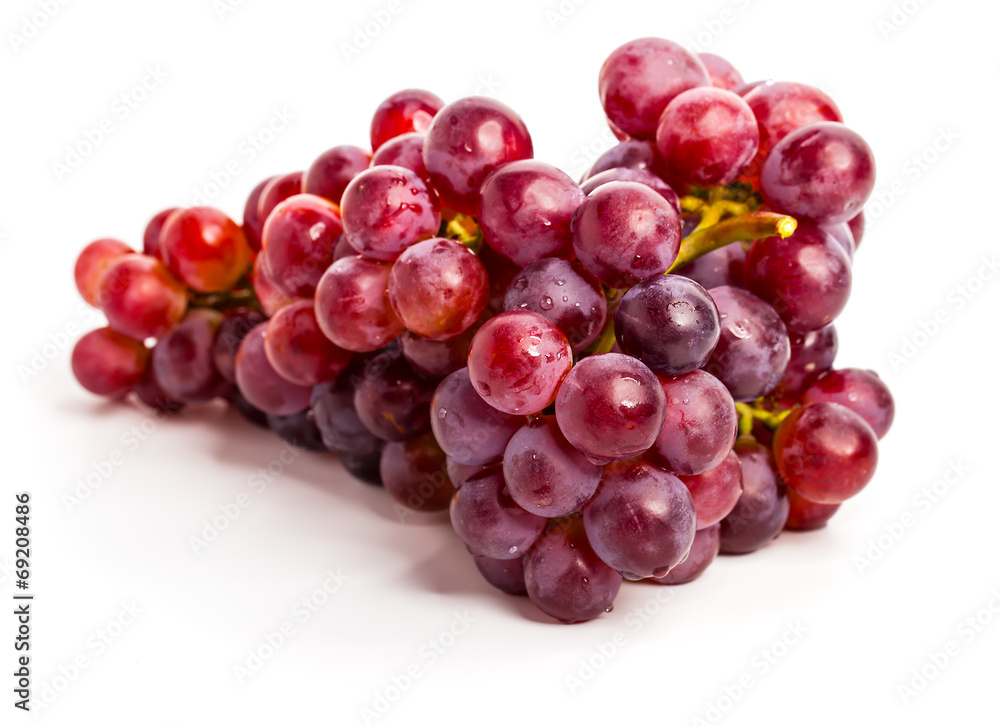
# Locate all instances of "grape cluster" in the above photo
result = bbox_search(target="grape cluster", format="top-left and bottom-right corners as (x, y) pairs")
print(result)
(70, 37), (894, 624)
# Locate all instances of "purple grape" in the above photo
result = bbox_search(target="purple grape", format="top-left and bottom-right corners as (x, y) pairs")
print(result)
(649, 523), (721, 585)
(674, 243), (746, 290)
(555, 353), (666, 465)
(503, 416), (602, 518)
(212, 308), (267, 384)
(478, 160), (585, 267)
(719, 438), (789, 554)
(704, 286), (790, 402)
(473, 553), (527, 596)
(650, 370), (737, 476)
(614, 275), (721, 376)
(583, 459), (697, 580)
(523, 518), (623, 623)
(571, 181), (681, 289)
(430, 368), (523, 466)
(449, 468), (547, 560)
(152, 309), (226, 403)
(821, 221), (856, 258)
(353, 355), (434, 441)
(267, 409), (327, 452)
(777, 325), (838, 394)
(446, 457), (488, 489)
(760, 122), (876, 226)
(133, 362), (184, 414)
(502, 258), (607, 353)
(235, 324), (313, 416)
(581, 139), (661, 181)
(341, 449), (384, 486)
(302, 145), (371, 206)
(380, 432), (455, 512)
(311, 379), (384, 456)
(399, 324), (479, 380)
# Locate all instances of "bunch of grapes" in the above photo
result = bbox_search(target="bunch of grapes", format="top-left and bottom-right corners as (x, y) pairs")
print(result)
(71, 37), (893, 624)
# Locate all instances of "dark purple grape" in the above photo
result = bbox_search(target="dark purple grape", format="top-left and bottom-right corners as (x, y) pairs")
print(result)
(472, 554), (527, 596)
(478, 160), (585, 266)
(583, 459), (697, 579)
(760, 122), (875, 226)
(399, 323), (479, 380)
(523, 518), (622, 623)
(651, 370), (737, 476)
(674, 243), (746, 290)
(649, 523), (721, 585)
(152, 309), (226, 403)
(502, 258), (607, 353)
(267, 409), (327, 452)
(380, 432), (455, 512)
(503, 416), (602, 518)
(353, 356), (434, 441)
(449, 468), (546, 560)
(615, 275), (721, 376)
(430, 368), (523, 466)
(311, 379), (384, 456)
(719, 438), (789, 554)
(213, 308), (267, 384)
(133, 363), (184, 414)
(773, 403), (878, 504)
(704, 286), (790, 402)
(555, 353), (666, 465)
(777, 325), (838, 394)
(571, 181), (681, 289)
(341, 449), (384, 486)
(229, 388), (268, 428)
(802, 368), (894, 439)
(599, 37), (710, 139)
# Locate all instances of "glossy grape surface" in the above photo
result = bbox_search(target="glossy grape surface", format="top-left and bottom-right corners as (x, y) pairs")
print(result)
(315, 255), (403, 353)
(353, 355), (434, 442)
(580, 167), (680, 213)
(370, 132), (429, 180)
(473, 554), (527, 596)
(234, 324), (312, 416)
(802, 368), (894, 439)
(651, 370), (737, 476)
(142, 209), (179, 259)
(370, 89), (444, 150)
(311, 379), (384, 456)
(650, 523), (720, 585)
(262, 194), (343, 298)
(75, 238), (134, 307)
(776, 325), (837, 394)
(242, 177), (275, 253)
(72, 327), (149, 397)
(160, 207), (251, 293)
(152, 309), (226, 402)
(719, 438), (789, 554)
(430, 368), (524, 466)
(98, 254), (188, 341)
(381, 432), (455, 512)
(679, 450), (743, 529)
(450, 468), (547, 560)
(265, 300), (352, 386)
(698, 53), (743, 90)
(302, 145), (371, 205)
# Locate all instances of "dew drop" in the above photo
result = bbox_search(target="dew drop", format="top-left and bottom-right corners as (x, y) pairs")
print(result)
(540, 296), (554, 310)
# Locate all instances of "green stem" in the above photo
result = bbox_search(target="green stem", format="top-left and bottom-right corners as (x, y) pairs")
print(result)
(669, 211), (797, 272)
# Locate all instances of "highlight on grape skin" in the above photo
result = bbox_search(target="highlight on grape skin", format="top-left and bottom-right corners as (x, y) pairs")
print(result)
(67, 36), (892, 625)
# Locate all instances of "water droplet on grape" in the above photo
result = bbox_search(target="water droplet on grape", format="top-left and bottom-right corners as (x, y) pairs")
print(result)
(540, 296), (553, 310)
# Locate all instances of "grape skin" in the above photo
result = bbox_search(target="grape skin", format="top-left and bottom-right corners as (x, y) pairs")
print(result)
(353, 355), (434, 442)
(381, 432), (456, 512)
(234, 324), (312, 416)
(98, 254), (188, 341)
(370, 88), (443, 150)
(473, 554), (527, 596)
(698, 52), (744, 90)
(719, 438), (789, 554)
(264, 300), (352, 387)
(160, 207), (251, 293)
(524, 518), (623, 624)
(74, 238), (134, 307)
(580, 167), (680, 213)
(649, 523), (721, 585)
(311, 379), (384, 456)
(315, 255), (404, 353)
(262, 194), (344, 298)
(152, 309), (227, 403)
(72, 327), (149, 398)
(302, 145), (371, 205)
(430, 368), (523, 466)
(449, 468), (546, 560)
(802, 368), (894, 439)
(678, 449), (743, 529)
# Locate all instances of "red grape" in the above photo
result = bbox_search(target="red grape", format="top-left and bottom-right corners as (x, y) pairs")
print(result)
(679, 449), (743, 529)
(450, 468), (547, 560)
(264, 300), (352, 386)
(370, 89), (444, 150)
(719, 438), (789, 554)
(75, 238), (134, 307)
(71, 327), (149, 397)
(380, 432), (455, 512)
(212, 308), (267, 383)
(257, 172), (303, 225)
(160, 207), (251, 293)
(581, 139), (663, 181)
(473, 554), (527, 596)
(467, 310), (573, 416)
(650, 523), (720, 585)
(234, 324), (312, 416)
(242, 177), (275, 253)
(785, 487), (840, 531)
(599, 37), (710, 139)
(98, 254), (188, 341)
(315, 255), (403, 352)
(777, 325), (838, 394)
(142, 208), (179, 259)
(262, 193), (343, 298)
(803, 368), (894, 439)
(698, 53), (743, 91)
(580, 167), (680, 213)
(370, 132), (429, 180)
(387, 238), (488, 340)
(651, 369), (737, 476)
(674, 243), (745, 290)
(423, 96), (533, 215)
(353, 355), (435, 442)
(302, 145), (371, 205)
(250, 254), (294, 317)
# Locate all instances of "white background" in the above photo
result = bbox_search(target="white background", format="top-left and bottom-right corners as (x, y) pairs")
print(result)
(1, 0), (998, 723)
